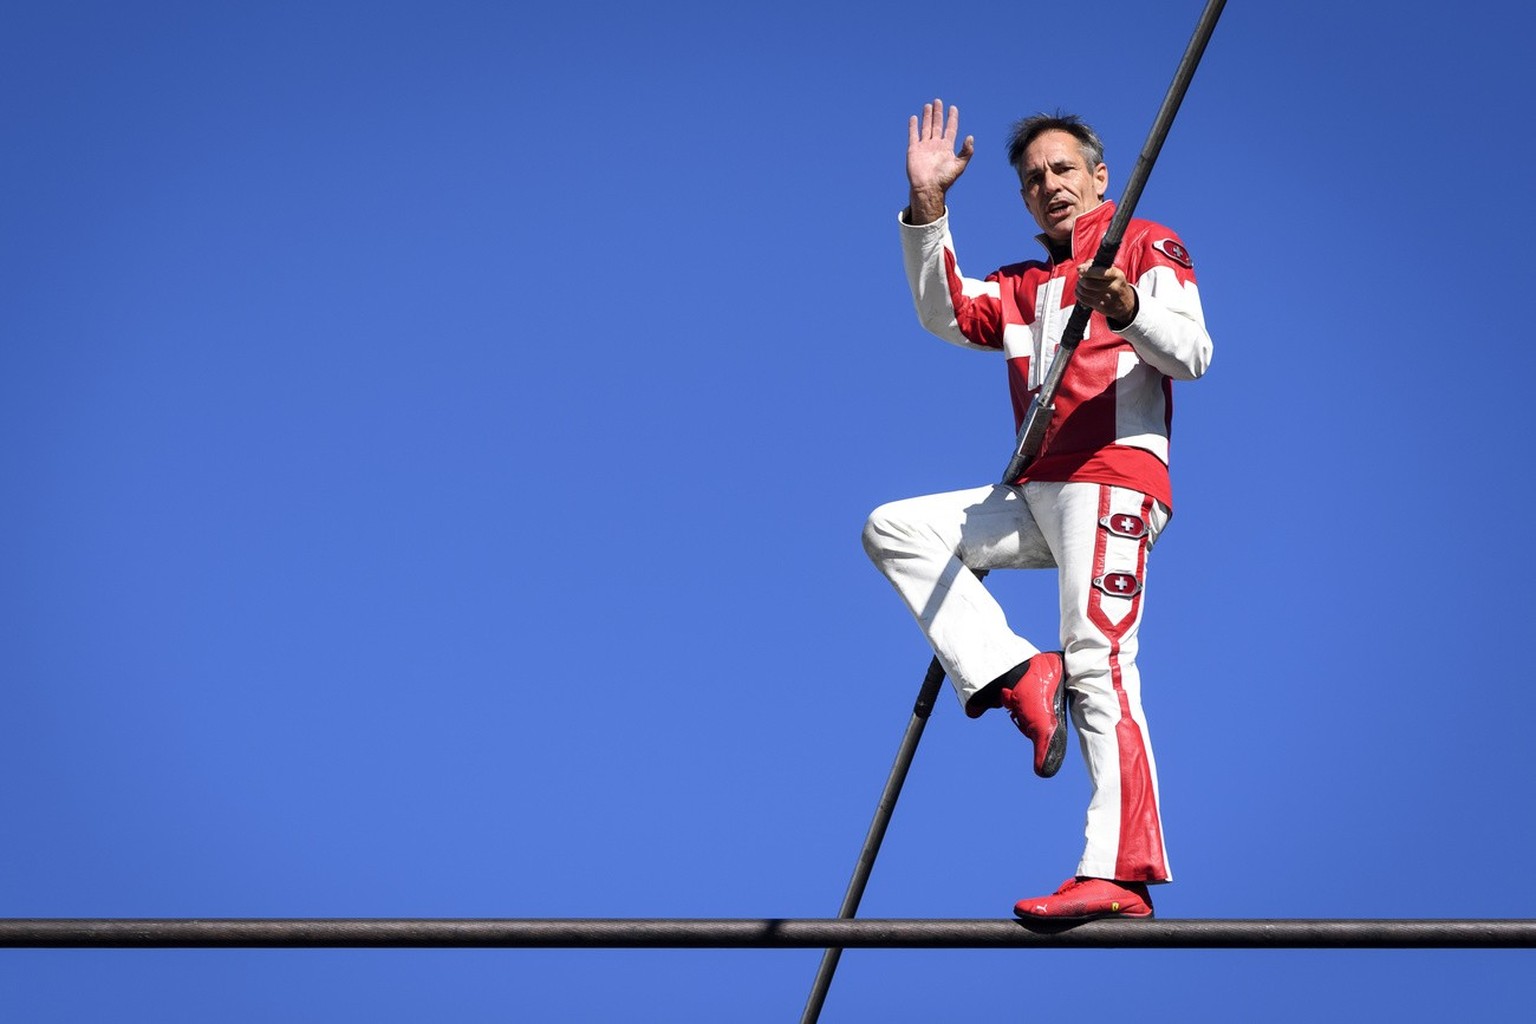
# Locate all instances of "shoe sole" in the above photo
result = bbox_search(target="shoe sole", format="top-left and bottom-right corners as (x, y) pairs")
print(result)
(1036, 673), (1068, 778)
(1013, 904), (1154, 921)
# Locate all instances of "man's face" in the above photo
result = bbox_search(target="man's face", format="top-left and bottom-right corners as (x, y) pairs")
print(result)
(1018, 130), (1109, 242)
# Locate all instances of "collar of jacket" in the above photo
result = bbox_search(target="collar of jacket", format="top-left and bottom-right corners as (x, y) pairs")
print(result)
(1034, 199), (1115, 265)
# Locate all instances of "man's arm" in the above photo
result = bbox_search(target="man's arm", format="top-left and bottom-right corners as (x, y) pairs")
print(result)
(904, 99), (973, 225)
(898, 99), (1006, 351)
(1075, 233), (1212, 381)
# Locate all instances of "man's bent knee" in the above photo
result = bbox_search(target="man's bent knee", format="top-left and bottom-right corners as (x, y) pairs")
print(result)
(861, 504), (902, 565)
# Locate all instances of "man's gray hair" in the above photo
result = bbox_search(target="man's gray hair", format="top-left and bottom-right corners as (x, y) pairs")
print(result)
(1005, 113), (1105, 174)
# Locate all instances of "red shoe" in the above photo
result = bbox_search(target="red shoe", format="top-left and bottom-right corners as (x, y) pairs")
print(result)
(999, 652), (1068, 778)
(1013, 877), (1154, 920)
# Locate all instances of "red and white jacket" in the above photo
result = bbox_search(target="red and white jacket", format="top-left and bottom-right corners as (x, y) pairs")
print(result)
(900, 200), (1212, 509)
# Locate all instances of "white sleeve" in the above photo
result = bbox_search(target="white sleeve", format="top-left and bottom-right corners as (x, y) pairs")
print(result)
(1118, 265), (1212, 381)
(898, 209), (1003, 352)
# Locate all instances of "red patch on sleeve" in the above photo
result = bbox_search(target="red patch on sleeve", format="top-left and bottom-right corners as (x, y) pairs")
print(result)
(1152, 238), (1192, 268)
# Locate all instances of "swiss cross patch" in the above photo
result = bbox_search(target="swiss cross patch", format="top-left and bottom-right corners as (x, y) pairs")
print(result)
(1152, 237), (1193, 268)
(1099, 513), (1148, 539)
(1093, 572), (1143, 598)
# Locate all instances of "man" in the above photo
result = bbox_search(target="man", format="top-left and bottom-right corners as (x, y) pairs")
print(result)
(862, 100), (1212, 920)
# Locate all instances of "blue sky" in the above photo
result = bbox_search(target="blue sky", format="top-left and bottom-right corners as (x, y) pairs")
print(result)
(4, 1), (1536, 1020)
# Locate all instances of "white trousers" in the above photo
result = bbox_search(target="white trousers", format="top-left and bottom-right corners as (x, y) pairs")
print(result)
(862, 481), (1172, 882)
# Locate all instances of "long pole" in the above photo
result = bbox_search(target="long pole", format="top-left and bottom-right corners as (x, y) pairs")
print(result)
(6, 918), (1535, 948)
(799, 656), (947, 1023)
(804, 1), (1228, 1019)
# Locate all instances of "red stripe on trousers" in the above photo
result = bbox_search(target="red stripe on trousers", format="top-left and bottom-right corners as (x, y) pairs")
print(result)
(1085, 487), (1167, 881)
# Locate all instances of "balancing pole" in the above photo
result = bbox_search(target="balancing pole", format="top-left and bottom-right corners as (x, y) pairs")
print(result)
(799, 655), (948, 1023)
(802, 2), (1226, 1020)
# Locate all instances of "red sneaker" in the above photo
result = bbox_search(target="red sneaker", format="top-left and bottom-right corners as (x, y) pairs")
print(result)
(998, 652), (1068, 778)
(1013, 877), (1154, 920)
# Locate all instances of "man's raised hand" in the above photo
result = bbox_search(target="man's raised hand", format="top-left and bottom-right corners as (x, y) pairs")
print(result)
(906, 99), (973, 226)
